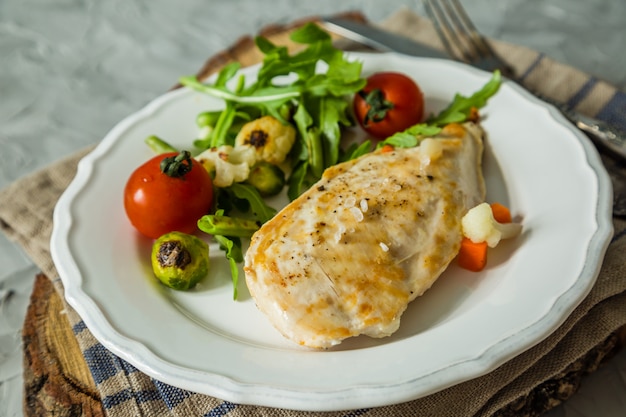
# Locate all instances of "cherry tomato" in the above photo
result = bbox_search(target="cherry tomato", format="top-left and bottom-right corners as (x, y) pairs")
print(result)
(353, 72), (424, 139)
(124, 151), (214, 239)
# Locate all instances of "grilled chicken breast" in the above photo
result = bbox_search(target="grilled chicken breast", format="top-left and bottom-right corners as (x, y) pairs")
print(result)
(244, 122), (486, 348)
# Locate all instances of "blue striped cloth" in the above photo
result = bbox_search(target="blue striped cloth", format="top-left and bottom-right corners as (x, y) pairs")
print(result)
(520, 53), (626, 132)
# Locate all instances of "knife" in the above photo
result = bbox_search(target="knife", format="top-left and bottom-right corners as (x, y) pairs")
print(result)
(322, 17), (448, 59)
(321, 16), (626, 163)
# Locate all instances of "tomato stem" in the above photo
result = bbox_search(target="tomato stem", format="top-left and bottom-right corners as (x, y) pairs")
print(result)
(359, 88), (395, 126)
(160, 150), (193, 178)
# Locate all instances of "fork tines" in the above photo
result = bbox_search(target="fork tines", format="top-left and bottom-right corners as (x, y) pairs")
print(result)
(423, 0), (512, 75)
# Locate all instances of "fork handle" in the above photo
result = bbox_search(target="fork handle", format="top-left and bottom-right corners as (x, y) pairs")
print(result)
(528, 90), (626, 161)
(562, 109), (626, 161)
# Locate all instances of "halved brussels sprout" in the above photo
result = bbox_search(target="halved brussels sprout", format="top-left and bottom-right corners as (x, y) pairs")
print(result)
(150, 231), (209, 290)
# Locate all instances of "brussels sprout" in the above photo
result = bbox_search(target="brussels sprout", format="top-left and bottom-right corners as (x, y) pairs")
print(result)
(245, 161), (286, 197)
(150, 231), (209, 290)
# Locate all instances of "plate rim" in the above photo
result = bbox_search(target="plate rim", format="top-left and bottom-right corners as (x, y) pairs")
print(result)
(50, 52), (614, 411)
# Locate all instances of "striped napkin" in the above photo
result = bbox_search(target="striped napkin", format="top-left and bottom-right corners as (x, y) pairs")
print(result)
(1, 8), (625, 417)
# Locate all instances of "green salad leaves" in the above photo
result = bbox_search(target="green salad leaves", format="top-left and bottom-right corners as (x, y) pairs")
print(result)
(181, 22), (366, 199)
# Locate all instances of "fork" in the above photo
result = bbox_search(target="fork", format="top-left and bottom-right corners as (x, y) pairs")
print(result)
(423, 0), (626, 216)
(423, 0), (515, 77)
(423, 0), (626, 158)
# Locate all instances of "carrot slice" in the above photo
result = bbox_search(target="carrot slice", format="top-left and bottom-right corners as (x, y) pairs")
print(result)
(381, 144), (395, 153)
(441, 122), (466, 138)
(490, 202), (512, 223)
(467, 106), (480, 123)
(458, 237), (488, 272)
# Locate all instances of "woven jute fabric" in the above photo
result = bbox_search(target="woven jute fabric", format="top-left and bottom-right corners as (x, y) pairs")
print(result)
(2, 8), (626, 416)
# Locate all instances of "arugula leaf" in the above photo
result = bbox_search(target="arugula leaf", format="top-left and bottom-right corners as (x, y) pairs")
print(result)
(215, 62), (241, 87)
(319, 96), (352, 167)
(144, 135), (178, 154)
(341, 139), (372, 162)
(255, 35), (283, 55)
(196, 110), (222, 127)
(378, 132), (420, 149)
(197, 213), (259, 238)
(198, 208), (249, 300)
(213, 234), (243, 300)
(377, 124), (443, 149)
(180, 76), (302, 105)
(289, 22), (332, 44)
(429, 70), (501, 126)
(209, 101), (237, 148)
(226, 183), (277, 223)
(293, 102), (325, 178)
(286, 160), (317, 201)
(256, 25), (334, 82)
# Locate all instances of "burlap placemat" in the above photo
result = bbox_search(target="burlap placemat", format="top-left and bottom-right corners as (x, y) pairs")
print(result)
(2, 8), (626, 417)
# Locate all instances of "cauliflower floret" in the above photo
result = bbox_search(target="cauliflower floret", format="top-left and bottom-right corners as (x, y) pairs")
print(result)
(419, 137), (443, 166)
(195, 145), (257, 188)
(224, 144), (257, 166)
(235, 115), (296, 165)
(462, 202), (522, 248)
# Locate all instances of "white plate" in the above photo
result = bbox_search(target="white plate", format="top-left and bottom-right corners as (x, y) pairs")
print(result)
(51, 52), (613, 411)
